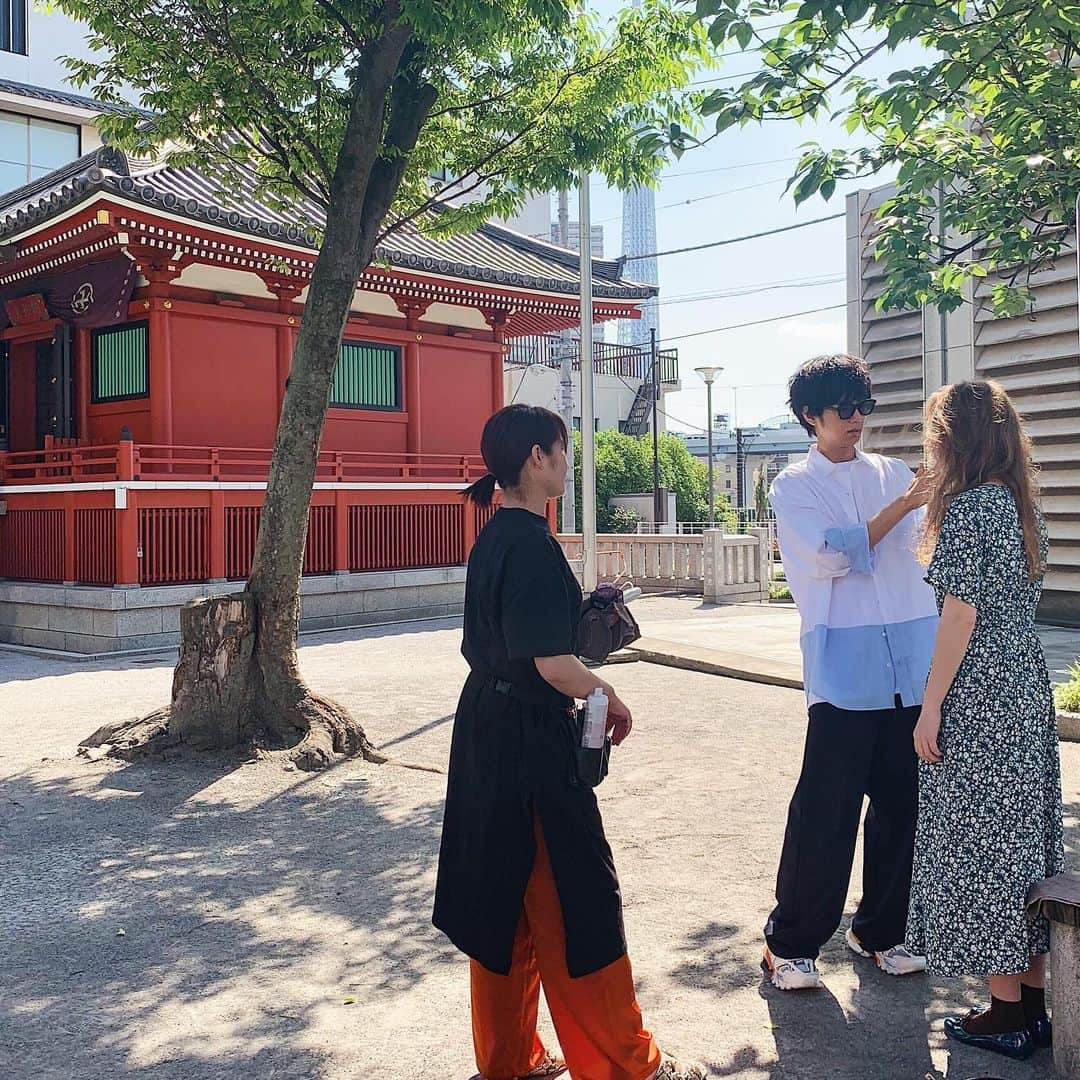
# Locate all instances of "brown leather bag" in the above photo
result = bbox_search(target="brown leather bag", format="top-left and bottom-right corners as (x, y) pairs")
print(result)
(577, 583), (641, 663)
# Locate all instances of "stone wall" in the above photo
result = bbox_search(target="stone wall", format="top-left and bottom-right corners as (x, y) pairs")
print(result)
(0, 568), (466, 655)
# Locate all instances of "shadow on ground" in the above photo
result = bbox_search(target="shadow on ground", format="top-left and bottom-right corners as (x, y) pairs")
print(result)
(682, 803), (1080, 1080)
(0, 754), (452, 1079)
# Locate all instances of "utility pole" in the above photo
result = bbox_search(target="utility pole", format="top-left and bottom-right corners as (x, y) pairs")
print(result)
(579, 172), (597, 592)
(736, 426), (745, 512)
(735, 427), (758, 514)
(557, 189), (575, 533)
(650, 328), (662, 528)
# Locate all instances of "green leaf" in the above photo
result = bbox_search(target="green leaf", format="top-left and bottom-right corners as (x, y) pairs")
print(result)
(944, 63), (968, 92)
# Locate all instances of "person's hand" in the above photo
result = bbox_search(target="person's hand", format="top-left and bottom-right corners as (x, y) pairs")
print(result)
(914, 704), (943, 764)
(606, 688), (633, 746)
(903, 465), (933, 512)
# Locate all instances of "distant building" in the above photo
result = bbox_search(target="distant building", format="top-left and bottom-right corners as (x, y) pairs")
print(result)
(619, 185), (659, 349)
(551, 220), (605, 258)
(679, 417), (812, 509)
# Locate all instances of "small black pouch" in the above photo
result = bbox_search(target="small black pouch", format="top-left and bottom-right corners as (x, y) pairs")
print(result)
(566, 706), (611, 788)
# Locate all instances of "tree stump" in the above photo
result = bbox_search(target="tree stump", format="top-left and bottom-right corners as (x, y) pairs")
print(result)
(169, 593), (256, 748)
(80, 593), (381, 769)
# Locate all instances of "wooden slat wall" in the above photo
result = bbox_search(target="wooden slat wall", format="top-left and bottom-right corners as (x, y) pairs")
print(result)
(849, 185), (1080, 622)
(847, 187), (925, 465)
(973, 244), (1080, 621)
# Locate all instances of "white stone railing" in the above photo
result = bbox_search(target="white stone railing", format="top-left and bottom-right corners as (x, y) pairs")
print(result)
(558, 529), (767, 602)
(702, 527), (769, 602)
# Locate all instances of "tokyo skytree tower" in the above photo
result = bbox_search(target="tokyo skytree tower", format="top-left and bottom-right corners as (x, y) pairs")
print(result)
(619, 183), (659, 349)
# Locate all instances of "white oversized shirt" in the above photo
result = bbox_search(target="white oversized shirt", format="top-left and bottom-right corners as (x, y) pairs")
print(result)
(769, 446), (938, 711)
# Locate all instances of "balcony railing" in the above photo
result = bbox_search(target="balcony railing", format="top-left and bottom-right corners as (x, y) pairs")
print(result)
(0, 441), (487, 486)
(507, 335), (679, 385)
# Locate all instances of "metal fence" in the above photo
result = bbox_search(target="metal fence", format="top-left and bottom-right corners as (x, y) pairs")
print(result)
(507, 335), (679, 384)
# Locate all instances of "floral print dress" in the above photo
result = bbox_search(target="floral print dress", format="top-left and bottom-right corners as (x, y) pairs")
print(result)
(906, 483), (1065, 977)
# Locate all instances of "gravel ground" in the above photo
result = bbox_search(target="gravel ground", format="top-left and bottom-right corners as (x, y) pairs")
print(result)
(1, 618), (1078, 1080)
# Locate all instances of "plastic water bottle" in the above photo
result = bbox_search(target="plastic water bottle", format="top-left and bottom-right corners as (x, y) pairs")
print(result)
(582, 688), (608, 749)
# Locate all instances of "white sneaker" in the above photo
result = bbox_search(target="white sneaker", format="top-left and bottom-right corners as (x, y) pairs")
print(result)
(762, 945), (822, 990)
(845, 927), (927, 976)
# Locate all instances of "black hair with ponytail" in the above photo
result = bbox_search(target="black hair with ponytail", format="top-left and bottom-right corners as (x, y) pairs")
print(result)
(462, 404), (568, 508)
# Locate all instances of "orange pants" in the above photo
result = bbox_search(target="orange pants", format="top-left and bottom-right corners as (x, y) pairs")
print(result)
(470, 816), (661, 1080)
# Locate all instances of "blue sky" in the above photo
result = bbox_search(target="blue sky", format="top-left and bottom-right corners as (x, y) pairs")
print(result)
(582, 2), (908, 432)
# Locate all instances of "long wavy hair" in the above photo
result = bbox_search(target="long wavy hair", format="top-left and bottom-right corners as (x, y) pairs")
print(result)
(918, 379), (1043, 579)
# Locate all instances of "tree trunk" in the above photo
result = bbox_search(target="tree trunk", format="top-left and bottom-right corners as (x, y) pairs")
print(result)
(85, 23), (438, 769)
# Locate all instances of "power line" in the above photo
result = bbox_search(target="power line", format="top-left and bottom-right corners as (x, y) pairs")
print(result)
(621, 212), (845, 264)
(657, 276), (842, 308)
(661, 271), (842, 299)
(653, 175), (789, 211)
(689, 69), (764, 87)
(594, 175), (788, 226)
(656, 303), (846, 345)
(663, 155), (796, 179)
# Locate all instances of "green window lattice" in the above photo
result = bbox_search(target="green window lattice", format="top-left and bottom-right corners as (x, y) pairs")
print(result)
(331, 341), (400, 410)
(92, 322), (148, 402)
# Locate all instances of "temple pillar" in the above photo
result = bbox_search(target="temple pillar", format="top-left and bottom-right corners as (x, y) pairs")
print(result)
(483, 310), (510, 413)
(132, 251), (184, 447)
(260, 277), (304, 413)
(393, 297), (433, 457)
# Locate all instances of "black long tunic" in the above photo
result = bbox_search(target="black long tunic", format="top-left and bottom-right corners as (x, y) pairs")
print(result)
(432, 507), (627, 978)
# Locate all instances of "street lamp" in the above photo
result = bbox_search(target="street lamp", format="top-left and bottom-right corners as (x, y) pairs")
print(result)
(694, 366), (723, 527)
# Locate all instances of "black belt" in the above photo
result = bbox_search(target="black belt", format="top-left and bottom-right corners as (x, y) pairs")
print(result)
(482, 674), (573, 713)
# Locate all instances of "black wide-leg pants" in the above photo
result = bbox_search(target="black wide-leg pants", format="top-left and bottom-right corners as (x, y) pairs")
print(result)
(764, 698), (920, 960)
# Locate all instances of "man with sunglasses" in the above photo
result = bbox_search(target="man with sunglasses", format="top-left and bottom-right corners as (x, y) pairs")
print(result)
(761, 353), (939, 992)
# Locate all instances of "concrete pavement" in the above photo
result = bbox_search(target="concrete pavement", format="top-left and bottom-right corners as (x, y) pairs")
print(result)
(1, 615), (1078, 1079)
(625, 594), (1080, 687)
(624, 597), (1080, 742)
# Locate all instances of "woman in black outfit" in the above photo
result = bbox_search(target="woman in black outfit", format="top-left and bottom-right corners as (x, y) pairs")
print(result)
(433, 405), (701, 1080)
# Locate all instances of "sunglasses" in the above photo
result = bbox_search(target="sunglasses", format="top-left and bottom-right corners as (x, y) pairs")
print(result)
(829, 398), (877, 421)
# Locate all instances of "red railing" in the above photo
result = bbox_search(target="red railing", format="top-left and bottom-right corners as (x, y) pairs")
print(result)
(0, 508), (65, 582)
(74, 508), (116, 586)
(0, 441), (486, 486)
(0, 444), (122, 484)
(348, 502), (465, 572)
(0, 486), (503, 587)
(140, 507), (212, 585)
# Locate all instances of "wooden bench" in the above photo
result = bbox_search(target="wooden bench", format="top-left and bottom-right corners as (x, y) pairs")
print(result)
(1028, 873), (1080, 1077)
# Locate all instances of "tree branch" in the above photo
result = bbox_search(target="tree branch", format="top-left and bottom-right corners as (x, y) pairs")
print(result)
(210, 4), (335, 186)
(356, 40), (439, 261)
(312, 0), (369, 54)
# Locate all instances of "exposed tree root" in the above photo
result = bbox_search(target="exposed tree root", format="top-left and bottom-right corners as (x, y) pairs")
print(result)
(79, 595), (384, 771)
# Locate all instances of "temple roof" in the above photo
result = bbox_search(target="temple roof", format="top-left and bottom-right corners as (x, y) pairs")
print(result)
(0, 77), (152, 117)
(0, 147), (654, 303)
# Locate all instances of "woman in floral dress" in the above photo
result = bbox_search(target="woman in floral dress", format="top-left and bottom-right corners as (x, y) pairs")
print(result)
(907, 380), (1065, 1062)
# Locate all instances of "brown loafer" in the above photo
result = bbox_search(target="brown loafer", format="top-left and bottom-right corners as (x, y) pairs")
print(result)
(470, 1052), (568, 1080)
(651, 1058), (707, 1080)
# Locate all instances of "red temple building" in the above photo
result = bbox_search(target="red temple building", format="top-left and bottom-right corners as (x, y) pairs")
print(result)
(0, 147), (659, 653)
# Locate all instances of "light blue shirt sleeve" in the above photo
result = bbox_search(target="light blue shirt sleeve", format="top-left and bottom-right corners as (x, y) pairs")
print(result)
(824, 523), (873, 574)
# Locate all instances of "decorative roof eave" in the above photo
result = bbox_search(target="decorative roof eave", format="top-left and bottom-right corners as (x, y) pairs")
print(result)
(0, 196), (646, 328)
(0, 151), (655, 303)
